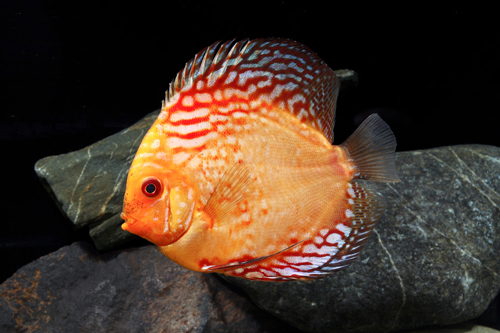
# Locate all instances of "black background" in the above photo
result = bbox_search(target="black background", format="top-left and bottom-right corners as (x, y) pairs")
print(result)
(1, 1), (499, 328)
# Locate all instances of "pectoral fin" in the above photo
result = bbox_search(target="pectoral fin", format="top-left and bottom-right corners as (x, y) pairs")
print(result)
(203, 161), (252, 225)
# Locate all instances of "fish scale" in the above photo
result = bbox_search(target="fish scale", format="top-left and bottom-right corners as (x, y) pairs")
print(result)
(121, 38), (400, 281)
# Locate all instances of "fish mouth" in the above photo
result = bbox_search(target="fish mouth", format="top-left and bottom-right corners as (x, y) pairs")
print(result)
(120, 212), (136, 231)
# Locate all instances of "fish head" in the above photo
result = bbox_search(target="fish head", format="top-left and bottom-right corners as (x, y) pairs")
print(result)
(121, 136), (197, 246)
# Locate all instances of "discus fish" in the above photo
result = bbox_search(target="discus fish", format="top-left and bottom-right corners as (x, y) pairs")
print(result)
(121, 38), (400, 281)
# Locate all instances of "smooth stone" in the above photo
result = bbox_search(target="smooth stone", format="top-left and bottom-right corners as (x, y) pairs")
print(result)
(34, 111), (159, 251)
(0, 241), (303, 333)
(28, 137), (500, 332)
(34, 69), (357, 252)
(407, 323), (500, 333)
(224, 144), (500, 333)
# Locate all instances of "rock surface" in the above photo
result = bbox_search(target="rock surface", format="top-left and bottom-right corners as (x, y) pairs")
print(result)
(0, 241), (303, 333)
(33, 69), (358, 252)
(31, 69), (500, 332)
(224, 144), (500, 332)
(407, 323), (500, 333)
(31, 140), (500, 333)
(34, 111), (158, 251)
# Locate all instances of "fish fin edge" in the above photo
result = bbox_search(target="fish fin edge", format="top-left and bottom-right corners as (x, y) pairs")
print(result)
(303, 180), (387, 278)
(341, 113), (401, 183)
(164, 38), (340, 143)
(205, 181), (386, 280)
(304, 65), (339, 143)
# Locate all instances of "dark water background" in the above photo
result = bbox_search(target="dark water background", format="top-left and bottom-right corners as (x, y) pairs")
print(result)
(1, 1), (499, 329)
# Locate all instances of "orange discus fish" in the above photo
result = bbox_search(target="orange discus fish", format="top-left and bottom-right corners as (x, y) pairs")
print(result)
(121, 38), (400, 281)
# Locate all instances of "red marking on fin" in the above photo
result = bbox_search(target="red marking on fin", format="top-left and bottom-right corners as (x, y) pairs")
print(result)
(164, 38), (340, 143)
(215, 181), (387, 281)
(303, 180), (387, 277)
(166, 128), (213, 140)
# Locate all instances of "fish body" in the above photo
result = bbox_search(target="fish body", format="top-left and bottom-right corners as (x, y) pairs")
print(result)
(121, 38), (400, 281)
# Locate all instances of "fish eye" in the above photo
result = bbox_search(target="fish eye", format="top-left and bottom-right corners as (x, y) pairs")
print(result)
(141, 177), (162, 198)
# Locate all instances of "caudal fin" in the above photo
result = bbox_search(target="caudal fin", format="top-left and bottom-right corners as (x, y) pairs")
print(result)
(341, 114), (400, 183)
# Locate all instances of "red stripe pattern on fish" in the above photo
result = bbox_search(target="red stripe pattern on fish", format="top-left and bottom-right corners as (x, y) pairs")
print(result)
(121, 38), (400, 281)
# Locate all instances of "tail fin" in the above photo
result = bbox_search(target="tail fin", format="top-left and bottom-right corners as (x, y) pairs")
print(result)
(341, 114), (400, 183)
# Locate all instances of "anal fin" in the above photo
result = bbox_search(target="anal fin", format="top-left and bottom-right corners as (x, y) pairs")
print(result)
(203, 180), (387, 280)
(313, 180), (387, 275)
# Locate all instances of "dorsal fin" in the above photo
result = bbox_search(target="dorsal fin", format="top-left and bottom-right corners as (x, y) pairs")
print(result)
(164, 38), (340, 143)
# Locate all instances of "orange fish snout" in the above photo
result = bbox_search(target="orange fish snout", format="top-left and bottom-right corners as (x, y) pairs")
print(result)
(121, 176), (196, 246)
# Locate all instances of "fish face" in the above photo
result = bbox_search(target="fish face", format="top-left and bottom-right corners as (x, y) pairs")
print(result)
(121, 159), (196, 246)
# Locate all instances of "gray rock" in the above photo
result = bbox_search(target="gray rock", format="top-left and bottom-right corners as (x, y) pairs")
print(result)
(34, 69), (358, 252)
(224, 144), (500, 333)
(407, 323), (500, 333)
(35, 111), (159, 251)
(0, 241), (304, 333)
(31, 65), (500, 332)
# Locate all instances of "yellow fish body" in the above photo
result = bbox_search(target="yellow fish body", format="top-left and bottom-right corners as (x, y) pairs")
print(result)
(121, 38), (400, 281)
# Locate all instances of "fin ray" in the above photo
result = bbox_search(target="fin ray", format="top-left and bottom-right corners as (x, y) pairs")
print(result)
(200, 238), (309, 272)
(309, 180), (387, 276)
(164, 38), (339, 142)
(341, 114), (400, 183)
(218, 180), (387, 280)
(203, 161), (252, 224)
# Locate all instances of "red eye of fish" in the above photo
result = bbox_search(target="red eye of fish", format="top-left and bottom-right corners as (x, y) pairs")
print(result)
(141, 177), (162, 198)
